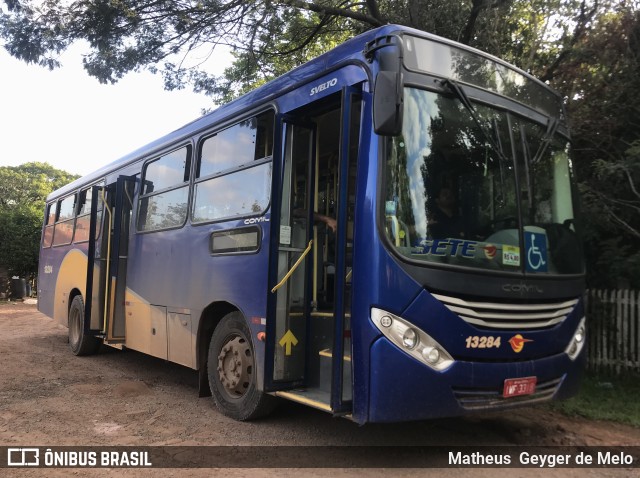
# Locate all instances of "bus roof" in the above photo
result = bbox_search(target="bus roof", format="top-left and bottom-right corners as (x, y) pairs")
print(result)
(47, 24), (558, 201)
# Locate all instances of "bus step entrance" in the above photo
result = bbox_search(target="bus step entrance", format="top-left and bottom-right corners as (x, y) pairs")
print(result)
(272, 346), (353, 412)
(273, 390), (332, 412)
(318, 348), (352, 400)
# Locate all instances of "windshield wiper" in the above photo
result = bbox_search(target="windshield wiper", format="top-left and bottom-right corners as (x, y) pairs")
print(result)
(520, 123), (533, 212)
(441, 78), (509, 205)
(520, 116), (560, 220)
(441, 79), (511, 164)
(531, 116), (560, 165)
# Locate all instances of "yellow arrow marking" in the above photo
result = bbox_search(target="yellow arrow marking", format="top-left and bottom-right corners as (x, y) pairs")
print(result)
(278, 330), (298, 356)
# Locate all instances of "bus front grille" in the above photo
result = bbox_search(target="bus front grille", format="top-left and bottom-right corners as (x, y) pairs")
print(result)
(433, 293), (579, 330)
(452, 377), (563, 411)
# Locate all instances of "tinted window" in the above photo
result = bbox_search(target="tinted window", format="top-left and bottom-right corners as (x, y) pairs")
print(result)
(138, 145), (191, 232)
(192, 112), (274, 224)
(142, 147), (190, 194)
(52, 195), (76, 246)
(58, 195), (76, 222)
(46, 203), (56, 225)
(403, 35), (562, 118)
(77, 188), (93, 215)
(210, 227), (260, 254)
(193, 163), (271, 223)
(42, 203), (55, 248)
(383, 88), (583, 275)
(138, 187), (190, 231)
(74, 187), (94, 243)
(198, 112), (274, 178)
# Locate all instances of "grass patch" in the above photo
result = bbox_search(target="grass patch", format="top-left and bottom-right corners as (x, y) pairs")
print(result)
(550, 372), (640, 427)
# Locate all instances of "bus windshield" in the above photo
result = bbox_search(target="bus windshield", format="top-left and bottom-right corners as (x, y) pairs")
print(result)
(403, 35), (562, 118)
(383, 88), (584, 275)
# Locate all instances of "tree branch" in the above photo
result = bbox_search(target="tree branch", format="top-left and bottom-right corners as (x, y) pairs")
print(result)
(594, 187), (640, 213)
(621, 164), (640, 201)
(539, 0), (599, 83)
(269, 14), (335, 56)
(601, 202), (640, 239)
(604, 162), (640, 202)
(278, 0), (385, 27)
(460, 0), (484, 45)
(365, 0), (384, 24)
(460, 0), (511, 45)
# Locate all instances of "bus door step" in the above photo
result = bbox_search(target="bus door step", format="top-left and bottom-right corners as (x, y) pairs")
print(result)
(318, 349), (352, 398)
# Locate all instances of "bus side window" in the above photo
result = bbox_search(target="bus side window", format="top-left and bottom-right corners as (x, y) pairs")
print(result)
(137, 146), (191, 232)
(42, 203), (56, 248)
(74, 188), (92, 243)
(52, 195), (76, 246)
(192, 111), (274, 224)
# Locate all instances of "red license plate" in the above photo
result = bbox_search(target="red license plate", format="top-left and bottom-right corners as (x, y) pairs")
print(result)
(503, 376), (537, 398)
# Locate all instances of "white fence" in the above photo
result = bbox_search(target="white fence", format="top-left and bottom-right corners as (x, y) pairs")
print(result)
(586, 289), (640, 374)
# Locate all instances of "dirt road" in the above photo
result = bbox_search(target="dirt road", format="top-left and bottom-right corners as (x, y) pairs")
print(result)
(1, 302), (638, 477)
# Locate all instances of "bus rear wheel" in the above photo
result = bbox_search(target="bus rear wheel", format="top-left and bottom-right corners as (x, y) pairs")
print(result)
(207, 312), (276, 420)
(68, 295), (101, 356)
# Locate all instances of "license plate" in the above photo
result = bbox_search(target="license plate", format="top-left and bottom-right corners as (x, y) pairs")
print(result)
(503, 376), (537, 398)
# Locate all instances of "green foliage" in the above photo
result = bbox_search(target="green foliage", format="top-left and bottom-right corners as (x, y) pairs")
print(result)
(203, 11), (356, 103)
(0, 205), (42, 278)
(0, 1), (600, 102)
(2, 0), (639, 286)
(550, 372), (640, 427)
(552, 7), (640, 288)
(0, 163), (79, 278)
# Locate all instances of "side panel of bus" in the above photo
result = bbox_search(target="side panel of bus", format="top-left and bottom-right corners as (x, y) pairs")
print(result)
(39, 62), (372, 419)
(38, 188), (99, 326)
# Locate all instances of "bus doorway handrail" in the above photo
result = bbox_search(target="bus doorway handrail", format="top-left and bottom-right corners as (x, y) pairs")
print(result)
(99, 189), (112, 334)
(271, 240), (313, 293)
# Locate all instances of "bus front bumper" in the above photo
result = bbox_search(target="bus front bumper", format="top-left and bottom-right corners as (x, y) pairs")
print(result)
(366, 337), (584, 423)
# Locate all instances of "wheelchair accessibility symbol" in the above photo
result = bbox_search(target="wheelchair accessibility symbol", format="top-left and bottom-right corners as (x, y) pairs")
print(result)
(525, 231), (548, 272)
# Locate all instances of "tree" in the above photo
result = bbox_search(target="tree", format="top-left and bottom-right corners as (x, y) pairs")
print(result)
(0, 163), (79, 279)
(3, 1), (639, 287)
(0, 0), (603, 102)
(0, 204), (43, 278)
(543, 5), (640, 288)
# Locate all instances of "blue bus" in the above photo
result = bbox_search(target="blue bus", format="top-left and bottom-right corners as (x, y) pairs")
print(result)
(38, 24), (586, 423)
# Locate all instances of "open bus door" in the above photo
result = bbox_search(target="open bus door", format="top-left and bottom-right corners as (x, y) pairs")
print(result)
(84, 176), (135, 343)
(265, 86), (361, 415)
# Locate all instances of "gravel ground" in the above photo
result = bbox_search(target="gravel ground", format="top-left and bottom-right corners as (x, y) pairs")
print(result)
(1, 302), (638, 477)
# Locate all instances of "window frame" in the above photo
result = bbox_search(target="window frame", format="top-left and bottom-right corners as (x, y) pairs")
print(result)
(136, 143), (193, 234)
(191, 110), (275, 226)
(51, 193), (78, 247)
(209, 226), (262, 255)
(73, 184), (103, 244)
(42, 202), (56, 248)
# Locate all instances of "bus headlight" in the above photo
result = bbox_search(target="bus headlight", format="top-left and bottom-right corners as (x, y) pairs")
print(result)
(422, 346), (440, 364)
(565, 317), (586, 360)
(371, 308), (454, 371)
(402, 328), (419, 349)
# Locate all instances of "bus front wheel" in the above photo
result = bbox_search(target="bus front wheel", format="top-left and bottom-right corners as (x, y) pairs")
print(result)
(207, 312), (276, 420)
(68, 295), (101, 356)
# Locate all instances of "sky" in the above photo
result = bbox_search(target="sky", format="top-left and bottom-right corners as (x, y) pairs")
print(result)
(0, 44), (231, 176)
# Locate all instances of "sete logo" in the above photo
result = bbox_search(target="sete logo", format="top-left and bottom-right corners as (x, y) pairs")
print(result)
(508, 334), (533, 353)
(482, 245), (497, 259)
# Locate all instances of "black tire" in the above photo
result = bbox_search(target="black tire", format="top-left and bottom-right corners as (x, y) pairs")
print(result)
(68, 295), (101, 356)
(207, 312), (276, 420)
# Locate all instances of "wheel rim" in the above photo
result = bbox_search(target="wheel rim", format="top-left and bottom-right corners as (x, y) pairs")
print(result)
(217, 334), (253, 399)
(69, 306), (81, 346)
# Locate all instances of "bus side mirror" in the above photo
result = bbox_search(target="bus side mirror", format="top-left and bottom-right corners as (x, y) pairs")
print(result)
(373, 71), (404, 136)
